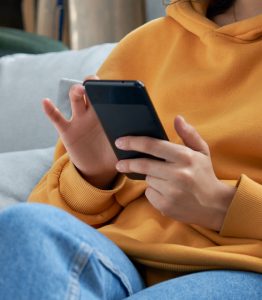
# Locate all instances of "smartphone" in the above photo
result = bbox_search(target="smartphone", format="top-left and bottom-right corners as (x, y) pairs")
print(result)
(84, 80), (168, 180)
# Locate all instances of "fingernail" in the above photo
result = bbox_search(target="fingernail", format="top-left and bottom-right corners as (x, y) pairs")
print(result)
(178, 115), (188, 130)
(178, 115), (186, 123)
(115, 138), (126, 149)
(116, 162), (125, 172)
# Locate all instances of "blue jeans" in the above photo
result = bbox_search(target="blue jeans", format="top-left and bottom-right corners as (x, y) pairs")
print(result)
(0, 204), (261, 300)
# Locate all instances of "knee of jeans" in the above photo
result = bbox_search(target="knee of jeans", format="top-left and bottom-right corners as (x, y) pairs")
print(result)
(0, 203), (63, 236)
(0, 203), (97, 245)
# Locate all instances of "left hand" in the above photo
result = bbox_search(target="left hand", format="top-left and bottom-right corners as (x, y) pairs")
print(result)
(115, 116), (236, 231)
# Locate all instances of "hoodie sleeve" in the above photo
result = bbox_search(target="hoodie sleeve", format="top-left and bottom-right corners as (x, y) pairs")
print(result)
(28, 139), (147, 226)
(220, 175), (262, 240)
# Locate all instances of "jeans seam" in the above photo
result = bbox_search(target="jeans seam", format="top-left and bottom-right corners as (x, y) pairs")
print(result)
(95, 250), (134, 296)
(66, 242), (92, 300)
(65, 241), (135, 300)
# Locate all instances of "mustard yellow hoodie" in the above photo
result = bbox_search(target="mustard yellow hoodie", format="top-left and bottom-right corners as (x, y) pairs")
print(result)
(29, 1), (262, 285)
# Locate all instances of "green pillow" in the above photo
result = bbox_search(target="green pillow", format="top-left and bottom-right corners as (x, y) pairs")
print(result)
(0, 27), (68, 56)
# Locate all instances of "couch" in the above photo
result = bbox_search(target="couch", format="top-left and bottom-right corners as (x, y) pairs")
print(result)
(0, 43), (116, 209)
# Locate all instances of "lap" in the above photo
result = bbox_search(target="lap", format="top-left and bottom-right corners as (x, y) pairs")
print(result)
(1, 204), (261, 300)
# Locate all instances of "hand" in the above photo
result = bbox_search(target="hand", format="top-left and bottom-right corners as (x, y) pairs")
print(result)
(42, 75), (118, 189)
(115, 116), (236, 231)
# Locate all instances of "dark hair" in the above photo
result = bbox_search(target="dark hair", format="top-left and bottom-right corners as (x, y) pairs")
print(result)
(206, 0), (237, 19)
(164, 1), (237, 19)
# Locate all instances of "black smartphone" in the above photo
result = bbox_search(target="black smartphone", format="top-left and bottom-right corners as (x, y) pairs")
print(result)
(84, 80), (168, 180)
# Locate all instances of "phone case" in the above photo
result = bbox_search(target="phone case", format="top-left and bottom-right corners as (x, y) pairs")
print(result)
(84, 80), (168, 180)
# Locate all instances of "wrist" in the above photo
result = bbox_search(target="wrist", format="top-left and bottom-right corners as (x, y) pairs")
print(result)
(77, 167), (118, 190)
(211, 182), (236, 231)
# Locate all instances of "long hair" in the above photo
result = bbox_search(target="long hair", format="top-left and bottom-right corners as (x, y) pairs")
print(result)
(163, 1), (237, 19)
(206, 0), (237, 19)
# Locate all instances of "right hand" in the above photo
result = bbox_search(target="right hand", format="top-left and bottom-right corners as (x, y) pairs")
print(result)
(42, 75), (118, 189)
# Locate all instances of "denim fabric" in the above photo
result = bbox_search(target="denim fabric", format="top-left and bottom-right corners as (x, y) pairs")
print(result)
(0, 203), (144, 300)
(126, 270), (262, 299)
(1, 203), (262, 300)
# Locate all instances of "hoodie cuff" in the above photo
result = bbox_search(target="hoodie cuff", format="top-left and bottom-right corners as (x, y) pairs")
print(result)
(220, 175), (262, 239)
(59, 160), (126, 215)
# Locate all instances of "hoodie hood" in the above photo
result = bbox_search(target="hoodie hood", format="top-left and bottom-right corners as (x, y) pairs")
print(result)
(166, 0), (262, 42)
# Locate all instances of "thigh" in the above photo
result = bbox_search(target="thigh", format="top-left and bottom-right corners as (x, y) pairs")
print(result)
(0, 203), (144, 300)
(126, 270), (262, 300)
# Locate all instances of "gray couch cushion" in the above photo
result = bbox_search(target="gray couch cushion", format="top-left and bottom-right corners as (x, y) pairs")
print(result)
(0, 43), (116, 153)
(57, 78), (81, 119)
(0, 79), (84, 209)
(0, 147), (54, 209)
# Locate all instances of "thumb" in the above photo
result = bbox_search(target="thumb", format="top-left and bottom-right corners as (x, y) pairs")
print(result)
(174, 115), (210, 155)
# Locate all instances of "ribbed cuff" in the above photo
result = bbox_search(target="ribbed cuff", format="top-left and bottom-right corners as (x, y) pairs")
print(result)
(220, 174), (262, 239)
(59, 161), (126, 214)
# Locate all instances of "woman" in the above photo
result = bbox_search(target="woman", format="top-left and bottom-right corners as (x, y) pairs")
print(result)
(1, 0), (262, 299)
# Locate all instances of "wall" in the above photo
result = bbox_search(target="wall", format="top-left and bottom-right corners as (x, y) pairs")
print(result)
(145, 0), (166, 21)
(22, 0), (167, 49)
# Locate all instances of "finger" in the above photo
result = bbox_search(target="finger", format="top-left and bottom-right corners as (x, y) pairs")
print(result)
(145, 175), (167, 195)
(145, 174), (170, 192)
(116, 158), (172, 180)
(145, 186), (167, 215)
(83, 74), (99, 82)
(82, 75), (99, 107)
(174, 115), (210, 155)
(69, 84), (86, 117)
(115, 136), (187, 163)
(146, 175), (184, 201)
(42, 98), (69, 133)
